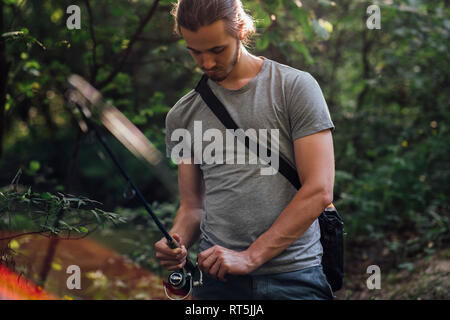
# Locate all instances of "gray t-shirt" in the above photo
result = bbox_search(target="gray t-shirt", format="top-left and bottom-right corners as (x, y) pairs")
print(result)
(165, 57), (335, 275)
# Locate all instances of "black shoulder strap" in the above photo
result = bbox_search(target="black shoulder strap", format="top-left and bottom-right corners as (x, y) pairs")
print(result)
(194, 74), (302, 190)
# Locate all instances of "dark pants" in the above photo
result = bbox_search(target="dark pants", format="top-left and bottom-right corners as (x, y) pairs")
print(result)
(193, 265), (334, 300)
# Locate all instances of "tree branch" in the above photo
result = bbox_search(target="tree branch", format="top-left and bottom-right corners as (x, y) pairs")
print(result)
(135, 35), (180, 44)
(0, 1), (12, 157)
(0, 231), (45, 241)
(96, 0), (161, 90)
(83, 0), (99, 83)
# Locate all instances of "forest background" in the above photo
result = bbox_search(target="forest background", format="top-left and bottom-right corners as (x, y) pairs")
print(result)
(0, 0), (448, 300)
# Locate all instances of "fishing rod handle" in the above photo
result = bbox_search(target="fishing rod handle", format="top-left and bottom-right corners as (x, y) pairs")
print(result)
(166, 237), (197, 273)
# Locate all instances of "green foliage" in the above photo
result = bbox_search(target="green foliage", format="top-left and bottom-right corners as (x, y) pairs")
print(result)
(0, 183), (126, 238)
(111, 202), (179, 272)
(2, 28), (46, 50)
(0, 0), (448, 280)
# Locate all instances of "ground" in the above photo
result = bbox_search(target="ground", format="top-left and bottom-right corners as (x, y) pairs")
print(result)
(335, 238), (450, 300)
(1, 232), (449, 300)
(0, 233), (167, 300)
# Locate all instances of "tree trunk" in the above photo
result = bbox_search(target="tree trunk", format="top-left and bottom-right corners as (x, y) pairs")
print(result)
(0, 1), (11, 157)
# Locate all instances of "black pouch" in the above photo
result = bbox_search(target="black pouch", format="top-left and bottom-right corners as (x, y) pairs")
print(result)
(318, 206), (344, 292)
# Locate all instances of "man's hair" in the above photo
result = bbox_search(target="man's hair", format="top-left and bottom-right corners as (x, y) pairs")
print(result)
(171, 0), (256, 46)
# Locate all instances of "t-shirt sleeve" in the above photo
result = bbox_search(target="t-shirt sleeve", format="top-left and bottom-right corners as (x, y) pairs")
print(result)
(165, 109), (178, 158)
(287, 72), (335, 141)
(165, 97), (194, 163)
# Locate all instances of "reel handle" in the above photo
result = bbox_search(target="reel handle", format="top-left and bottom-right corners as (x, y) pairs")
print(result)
(166, 237), (196, 274)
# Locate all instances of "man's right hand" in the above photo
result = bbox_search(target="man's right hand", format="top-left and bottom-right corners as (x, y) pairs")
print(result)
(154, 233), (188, 271)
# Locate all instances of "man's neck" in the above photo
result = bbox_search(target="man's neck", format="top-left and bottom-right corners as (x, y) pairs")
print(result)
(218, 49), (264, 90)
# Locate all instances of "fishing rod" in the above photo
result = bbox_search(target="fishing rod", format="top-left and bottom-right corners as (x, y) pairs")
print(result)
(66, 75), (202, 299)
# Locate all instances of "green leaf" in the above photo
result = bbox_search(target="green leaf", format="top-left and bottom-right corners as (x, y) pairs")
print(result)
(51, 262), (62, 271)
(9, 239), (20, 250)
(58, 220), (72, 230)
(398, 262), (414, 271)
(4, 0), (18, 5)
(92, 210), (104, 226)
(132, 114), (147, 125)
(290, 41), (314, 64)
(256, 33), (270, 51)
(1, 31), (25, 38)
(29, 160), (40, 172)
(41, 192), (53, 200)
(25, 61), (40, 70)
(252, 5), (272, 29)
(290, 6), (314, 38)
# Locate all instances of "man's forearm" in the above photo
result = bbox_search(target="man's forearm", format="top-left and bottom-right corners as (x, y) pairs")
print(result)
(246, 184), (332, 270)
(169, 206), (203, 249)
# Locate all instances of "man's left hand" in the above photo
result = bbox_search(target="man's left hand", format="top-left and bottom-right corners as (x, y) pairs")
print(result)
(197, 245), (258, 282)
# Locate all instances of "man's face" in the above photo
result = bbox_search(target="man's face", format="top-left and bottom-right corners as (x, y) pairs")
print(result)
(180, 20), (241, 82)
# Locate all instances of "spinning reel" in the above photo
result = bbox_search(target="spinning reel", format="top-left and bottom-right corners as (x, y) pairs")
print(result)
(162, 239), (203, 300)
(164, 263), (203, 300)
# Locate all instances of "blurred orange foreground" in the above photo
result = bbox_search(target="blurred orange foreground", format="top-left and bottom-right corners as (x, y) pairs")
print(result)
(0, 233), (169, 300)
(0, 264), (56, 300)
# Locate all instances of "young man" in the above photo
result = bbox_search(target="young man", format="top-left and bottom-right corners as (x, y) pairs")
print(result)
(155, 0), (335, 300)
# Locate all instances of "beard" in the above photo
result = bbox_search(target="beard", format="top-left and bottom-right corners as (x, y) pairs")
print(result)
(207, 38), (240, 82)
